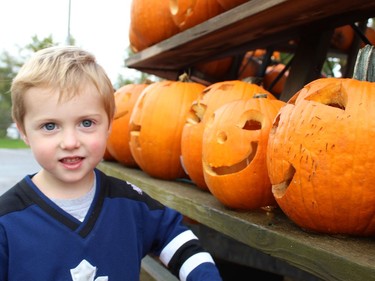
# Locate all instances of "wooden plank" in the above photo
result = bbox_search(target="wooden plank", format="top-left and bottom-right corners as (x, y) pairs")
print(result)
(98, 162), (375, 281)
(141, 256), (178, 281)
(126, 0), (375, 77)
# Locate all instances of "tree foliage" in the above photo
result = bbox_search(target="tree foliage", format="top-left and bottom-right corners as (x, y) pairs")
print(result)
(0, 35), (58, 136)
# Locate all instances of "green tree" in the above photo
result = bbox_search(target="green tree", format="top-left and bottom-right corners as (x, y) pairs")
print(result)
(114, 47), (160, 89)
(0, 35), (58, 136)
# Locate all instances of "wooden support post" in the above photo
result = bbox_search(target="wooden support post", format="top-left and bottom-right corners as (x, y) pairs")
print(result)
(280, 28), (334, 101)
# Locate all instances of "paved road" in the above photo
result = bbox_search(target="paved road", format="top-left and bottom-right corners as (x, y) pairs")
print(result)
(0, 148), (41, 195)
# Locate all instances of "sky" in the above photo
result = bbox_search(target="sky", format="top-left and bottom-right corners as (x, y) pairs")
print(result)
(1, 0), (138, 85)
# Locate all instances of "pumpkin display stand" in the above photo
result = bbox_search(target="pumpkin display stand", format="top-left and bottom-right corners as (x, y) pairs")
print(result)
(100, 1), (375, 280)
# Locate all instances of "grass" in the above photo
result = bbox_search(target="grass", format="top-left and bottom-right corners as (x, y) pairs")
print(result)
(0, 137), (28, 149)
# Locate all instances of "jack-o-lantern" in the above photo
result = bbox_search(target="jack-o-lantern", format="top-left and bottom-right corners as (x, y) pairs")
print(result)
(202, 95), (285, 209)
(130, 0), (179, 51)
(129, 80), (205, 180)
(267, 46), (375, 236)
(106, 83), (148, 167)
(181, 80), (275, 190)
(169, 0), (225, 31)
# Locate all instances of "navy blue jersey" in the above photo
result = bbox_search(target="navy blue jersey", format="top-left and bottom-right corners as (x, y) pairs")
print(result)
(0, 169), (222, 281)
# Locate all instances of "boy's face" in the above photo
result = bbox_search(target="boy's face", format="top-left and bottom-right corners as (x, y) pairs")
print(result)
(19, 82), (111, 189)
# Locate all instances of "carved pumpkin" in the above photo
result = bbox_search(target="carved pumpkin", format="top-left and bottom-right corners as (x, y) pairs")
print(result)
(169, 0), (224, 31)
(181, 80), (275, 190)
(267, 72), (375, 235)
(130, 0), (179, 51)
(106, 84), (148, 167)
(202, 95), (285, 209)
(129, 80), (205, 180)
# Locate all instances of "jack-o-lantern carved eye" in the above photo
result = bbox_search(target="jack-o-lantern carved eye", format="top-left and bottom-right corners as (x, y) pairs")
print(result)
(208, 113), (263, 176)
(186, 101), (207, 125)
(305, 83), (347, 110)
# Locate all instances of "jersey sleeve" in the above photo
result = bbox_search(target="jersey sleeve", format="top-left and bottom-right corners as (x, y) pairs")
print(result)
(143, 203), (222, 281)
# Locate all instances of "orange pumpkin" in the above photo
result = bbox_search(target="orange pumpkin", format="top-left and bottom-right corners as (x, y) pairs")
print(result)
(194, 56), (233, 80)
(106, 84), (149, 167)
(263, 63), (289, 97)
(129, 80), (205, 180)
(202, 95), (285, 209)
(360, 27), (375, 48)
(181, 80), (275, 190)
(103, 147), (115, 161)
(331, 25), (354, 52)
(267, 76), (375, 236)
(129, 0), (179, 51)
(169, 0), (225, 31)
(238, 50), (281, 80)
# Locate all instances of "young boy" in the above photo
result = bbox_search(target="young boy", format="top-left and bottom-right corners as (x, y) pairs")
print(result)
(1, 46), (222, 281)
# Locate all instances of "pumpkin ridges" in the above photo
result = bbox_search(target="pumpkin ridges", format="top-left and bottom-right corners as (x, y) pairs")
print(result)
(181, 80), (274, 190)
(129, 80), (205, 180)
(106, 84), (148, 167)
(267, 75), (375, 236)
(130, 0), (179, 51)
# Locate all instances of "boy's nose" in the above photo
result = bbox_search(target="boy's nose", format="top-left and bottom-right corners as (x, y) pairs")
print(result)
(60, 130), (80, 150)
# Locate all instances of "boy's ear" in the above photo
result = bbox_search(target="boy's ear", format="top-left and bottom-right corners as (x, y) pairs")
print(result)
(16, 123), (30, 146)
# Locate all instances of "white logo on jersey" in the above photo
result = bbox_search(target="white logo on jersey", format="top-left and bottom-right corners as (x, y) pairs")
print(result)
(70, 259), (108, 281)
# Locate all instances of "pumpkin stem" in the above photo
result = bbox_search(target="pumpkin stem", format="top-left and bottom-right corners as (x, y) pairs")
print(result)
(141, 78), (153, 85)
(178, 72), (192, 82)
(353, 44), (375, 82)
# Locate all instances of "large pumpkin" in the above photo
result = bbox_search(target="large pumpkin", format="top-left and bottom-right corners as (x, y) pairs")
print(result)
(129, 80), (205, 180)
(129, 0), (179, 51)
(169, 0), (224, 31)
(202, 95), (285, 209)
(181, 80), (275, 190)
(106, 83), (148, 167)
(267, 74), (375, 236)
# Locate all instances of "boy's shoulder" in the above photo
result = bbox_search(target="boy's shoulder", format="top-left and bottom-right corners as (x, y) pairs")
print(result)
(96, 169), (165, 210)
(0, 180), (34, 217)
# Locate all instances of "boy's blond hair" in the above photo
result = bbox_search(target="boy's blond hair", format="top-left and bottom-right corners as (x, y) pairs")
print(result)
(11, 46), (115, 132)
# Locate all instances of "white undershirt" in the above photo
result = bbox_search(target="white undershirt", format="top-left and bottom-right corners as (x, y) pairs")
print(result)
(52, 177), (96, 222)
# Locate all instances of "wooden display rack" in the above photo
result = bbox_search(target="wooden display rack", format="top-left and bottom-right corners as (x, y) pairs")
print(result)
(101, 1), (375, 280)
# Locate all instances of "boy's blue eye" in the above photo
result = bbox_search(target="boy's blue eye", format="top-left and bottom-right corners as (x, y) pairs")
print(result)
(82, 120), (93, 127)
(44, 123), (56, 131)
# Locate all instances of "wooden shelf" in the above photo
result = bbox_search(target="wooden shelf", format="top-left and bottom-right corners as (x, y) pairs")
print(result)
(125, 0), (375, 81)
(98, 161), (375, 281)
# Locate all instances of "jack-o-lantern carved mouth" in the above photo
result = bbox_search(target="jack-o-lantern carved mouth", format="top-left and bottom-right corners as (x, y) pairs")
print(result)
(205, 141), (258, 176)
(272, 163), (296, 198)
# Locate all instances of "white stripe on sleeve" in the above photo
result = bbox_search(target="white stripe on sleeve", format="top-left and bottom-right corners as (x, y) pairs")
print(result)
(159, 230), (198, 265)
(179, 252), (215, 281)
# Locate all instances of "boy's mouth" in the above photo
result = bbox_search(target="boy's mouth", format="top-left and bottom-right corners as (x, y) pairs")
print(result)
(60, 157), (84, 164)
